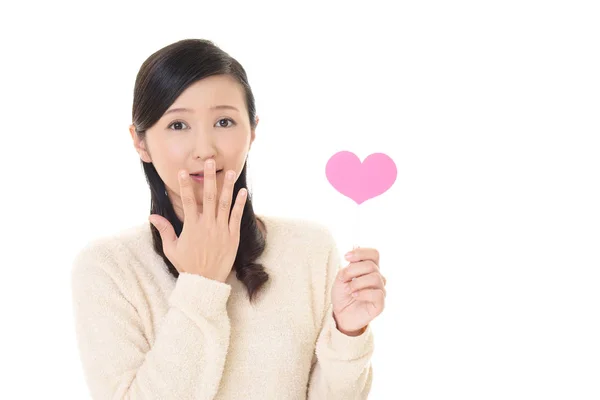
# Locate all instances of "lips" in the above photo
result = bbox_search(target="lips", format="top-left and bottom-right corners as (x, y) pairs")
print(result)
(190, 169), (223, 177)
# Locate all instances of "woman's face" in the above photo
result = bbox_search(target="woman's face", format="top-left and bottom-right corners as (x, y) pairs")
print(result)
(130, 74), (257, 217)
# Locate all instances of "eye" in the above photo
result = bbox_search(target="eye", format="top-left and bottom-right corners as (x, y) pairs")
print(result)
(167, 120), (188, 131)
(167, 118), (236, 131)
(216, 118), (236, 128)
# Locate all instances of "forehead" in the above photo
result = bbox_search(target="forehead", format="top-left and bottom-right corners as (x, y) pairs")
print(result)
(174, 74), (245, 107)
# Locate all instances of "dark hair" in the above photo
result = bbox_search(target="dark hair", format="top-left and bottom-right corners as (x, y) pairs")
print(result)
(131, 39), (269, 302)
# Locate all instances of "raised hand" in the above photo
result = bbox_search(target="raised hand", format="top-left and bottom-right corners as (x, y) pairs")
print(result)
(149, 159), (247, 283)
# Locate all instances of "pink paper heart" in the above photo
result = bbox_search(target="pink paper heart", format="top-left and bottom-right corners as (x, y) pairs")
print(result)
(326, 151), (397, 205)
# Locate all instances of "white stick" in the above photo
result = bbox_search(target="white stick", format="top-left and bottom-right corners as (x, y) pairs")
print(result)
(353, 202), (360, 250)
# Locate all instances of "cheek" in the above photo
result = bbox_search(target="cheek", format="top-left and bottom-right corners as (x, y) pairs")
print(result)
(151, 139), (189, 184)
(220, 135), (249, 166)
(164, 143), (189, 163)
(156, 137), (188, 162)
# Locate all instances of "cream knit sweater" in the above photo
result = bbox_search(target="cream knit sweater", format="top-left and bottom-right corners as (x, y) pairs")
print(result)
(70, 214), (374, 400)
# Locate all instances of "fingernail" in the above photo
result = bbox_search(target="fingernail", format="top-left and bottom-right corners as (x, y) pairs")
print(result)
(206, 160), (214, 167)
(226, 170), (235, 180)
(179, 171), (187, 179)
(345, 252), (353, 260)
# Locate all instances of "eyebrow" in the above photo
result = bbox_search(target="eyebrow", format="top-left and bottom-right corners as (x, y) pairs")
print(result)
(164, 105), (240, 115)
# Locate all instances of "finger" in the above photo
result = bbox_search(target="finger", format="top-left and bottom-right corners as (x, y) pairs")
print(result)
(353, 288), (385, 307)
(178, 170), (198, 221)
(149, 214), (177, 258)
(228, 188), (247, 237)
(345, 247), (380, 266)
(217, 169), (236, 227)
(203, 159), (218, 221)
(338, 260), (379, 283)
(347, 272), (386, 297)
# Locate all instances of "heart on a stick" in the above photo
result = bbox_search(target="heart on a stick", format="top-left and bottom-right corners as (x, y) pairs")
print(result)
(326, 151), (397, 205)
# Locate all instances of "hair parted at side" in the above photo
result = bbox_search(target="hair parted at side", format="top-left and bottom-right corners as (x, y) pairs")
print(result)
(131, 38), (269, 302)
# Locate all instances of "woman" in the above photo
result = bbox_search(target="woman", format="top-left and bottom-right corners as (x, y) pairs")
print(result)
(71, 38), (387, 400)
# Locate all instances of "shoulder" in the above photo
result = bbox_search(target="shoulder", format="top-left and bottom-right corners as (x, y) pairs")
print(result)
(259, 214), (339, 271)
(71, 222), (154, 283)
(260, 214), (336, 249)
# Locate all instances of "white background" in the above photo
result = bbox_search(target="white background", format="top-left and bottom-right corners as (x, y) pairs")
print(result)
(1, 1), (599, 399)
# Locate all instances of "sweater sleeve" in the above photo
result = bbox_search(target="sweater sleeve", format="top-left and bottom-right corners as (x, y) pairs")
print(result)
(306, 233), (374, 399)
(70, 243), (231, 400)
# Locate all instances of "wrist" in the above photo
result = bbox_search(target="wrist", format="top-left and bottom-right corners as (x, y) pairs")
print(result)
(333, 312), (367, 336)
(337, 325), (367, 336)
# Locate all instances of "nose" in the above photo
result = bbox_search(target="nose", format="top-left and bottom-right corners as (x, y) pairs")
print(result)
(193, 128), (217, 161)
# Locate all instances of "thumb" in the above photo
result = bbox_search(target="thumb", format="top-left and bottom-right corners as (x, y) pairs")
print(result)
(149, 214), (177, 256)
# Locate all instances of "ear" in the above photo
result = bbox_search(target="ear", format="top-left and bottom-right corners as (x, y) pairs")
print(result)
(129, 124), (152, 163)
(249, 116), (258, 150)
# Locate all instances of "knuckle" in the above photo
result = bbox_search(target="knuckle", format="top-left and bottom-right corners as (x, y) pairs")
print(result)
(342, 268), (351, 281)
(219, 197), (230, 211)
(366, 274), (376, 286)
(374, 272), (383, 283)
(206, 191), (217, 202)
(182, 194), (195, 207)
